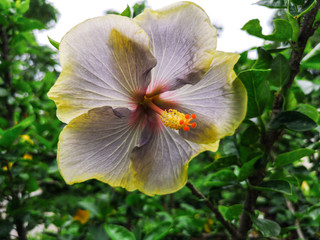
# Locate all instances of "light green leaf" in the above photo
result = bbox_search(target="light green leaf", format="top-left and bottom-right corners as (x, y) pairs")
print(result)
(48, 36), (59, 50)
(0, 115), (35, 148)
(269, 111), (317, 131)
(120, 5), (131, 18)
(0, 88), (8, 97)
(144, 221), (172, 240)
(242, 19), (292, 41)
(218, 204), (243, 221)
(275, 148), (315, 168)
(297, 104), (319, 122)
(296, 79), (320, 95)
(16, 0), (30, 14)
(238, 69), (270, 118)
(268, 54), (290, 87)
(105, 224), (136, 240)
(78, 201), (100, 218)
(252, 180), (292, 195)
(251, 216), (281, 237)
(301, 43), (320, 70)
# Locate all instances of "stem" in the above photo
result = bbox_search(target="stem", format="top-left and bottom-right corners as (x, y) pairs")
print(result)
(186, 181), (238, 238)
(0, 25), (14, 126)
(235, 2), (320, 239)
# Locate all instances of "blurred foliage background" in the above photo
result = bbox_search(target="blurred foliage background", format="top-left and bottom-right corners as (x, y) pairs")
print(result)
(0, 0), (320, 239)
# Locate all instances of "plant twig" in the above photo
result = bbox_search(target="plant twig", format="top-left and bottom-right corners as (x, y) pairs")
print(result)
(186, 181), (238, 238)
(285, 199), (305, 240)
(234, 2), (320, 239)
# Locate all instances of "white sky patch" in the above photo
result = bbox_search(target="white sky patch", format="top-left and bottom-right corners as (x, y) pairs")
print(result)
(36, 0), (276, 53)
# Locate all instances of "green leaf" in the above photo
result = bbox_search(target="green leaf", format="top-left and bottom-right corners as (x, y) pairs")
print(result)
(205, 155), (238, 171)
(253, 47), (273, 69)
(48, 36), (59, 50)
(144, 221), (172, 240)
(0, 88), (8, 97)
(288, 0), (317, 18)
(132, 1), (146, 18)
(269, 111), (317, 131)
(218, 204), (243, 221)
(78, 201), (100, 218)
(241, 124), (260, 145)
(120, 5), (131, 18)
(275, 148), (315, 168)
(16, 0), (30, 14)
(251, 216), (281, 237)
(301, 43), (320, 70)
(256, 0), (286, 8)
(242, 19), (292, 41)
(0, 0), (11, 10)
(286, 11), (300, 41)
(105, 224), (136, 240)
(238, 69), (270, 118)
(297, 104), (319, 122)
(268, 54), (290, 87)
(89, 225), (109, 240)
(205, 169), (237, 187)
(238, 155), (262, 182)
(252, 180), (292, 195)
(283, 89), (298, 110)
(0, 116), (35, 148)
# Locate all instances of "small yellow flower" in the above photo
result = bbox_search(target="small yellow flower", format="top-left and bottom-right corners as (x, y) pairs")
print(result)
(21, 135), (34, 145)
(204, 218), (214, 233)
(23, 153), (33, 160)
(301, 181), (310, 195)
(3, 162), (13, 171)
(73, 209), (90, 224)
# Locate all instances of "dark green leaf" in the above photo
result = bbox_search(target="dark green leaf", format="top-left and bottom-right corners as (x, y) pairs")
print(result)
(252, 180), (292, 195)
(268, 54), (290, 87)
(269, 111), (317, 131)
(205, 169), (237, 187)
(120, 5), (131, 18)
(288, 0), (317, 18)
(89, 225), (109, 240)
(105, 224), (136, 240)
(241, 124), (260, 145)
(301, 43), (320, 70)
(238, 155), (262, 182)
(242, 19), (292, 41)
(205, 155), (238, 171)
(132, 1), (146, 17)
(218, 204), (243, 221)
(251, 216), (281, 237)
(275, 148), (315, 168)
(256, 0), (286, 8)
(253, 47), (273, 69)
(144, 221), (172, 240)
(238, 69), (270, 118)
(48, 36), (59, 50)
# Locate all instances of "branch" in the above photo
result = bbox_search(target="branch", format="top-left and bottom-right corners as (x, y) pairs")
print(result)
(0, 24), (14, 126)
(285, 199), (305, 240)
(235, 2), (320, 239)
(186, 181), (238, 238)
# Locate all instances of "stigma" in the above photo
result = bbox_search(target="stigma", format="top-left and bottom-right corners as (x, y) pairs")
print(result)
(160, 109), (197, 131)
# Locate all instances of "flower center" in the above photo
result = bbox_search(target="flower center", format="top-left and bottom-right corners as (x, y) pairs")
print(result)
(143, 96), (197, 131)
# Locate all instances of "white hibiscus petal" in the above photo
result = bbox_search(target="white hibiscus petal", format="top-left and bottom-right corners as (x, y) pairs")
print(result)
(134, 2), (217, 91)
(48, 15), (156, 123)
(57, 106), (142, 191)
(130, 127), (219, 196)
(162, 51), (247, 144)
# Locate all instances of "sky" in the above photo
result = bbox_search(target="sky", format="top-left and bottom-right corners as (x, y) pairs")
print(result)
(36, 0), (276, 53)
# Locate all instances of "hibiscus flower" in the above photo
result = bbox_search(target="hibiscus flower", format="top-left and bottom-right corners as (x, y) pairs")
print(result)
(48, 2), (247, 196)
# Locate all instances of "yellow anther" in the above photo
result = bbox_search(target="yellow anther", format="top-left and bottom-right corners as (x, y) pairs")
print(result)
(160, 109), (197, 131)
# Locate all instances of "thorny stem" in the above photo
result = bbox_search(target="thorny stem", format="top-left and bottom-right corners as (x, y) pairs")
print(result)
(234, 1), (320, 239)
(186, 181), (238, 238)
